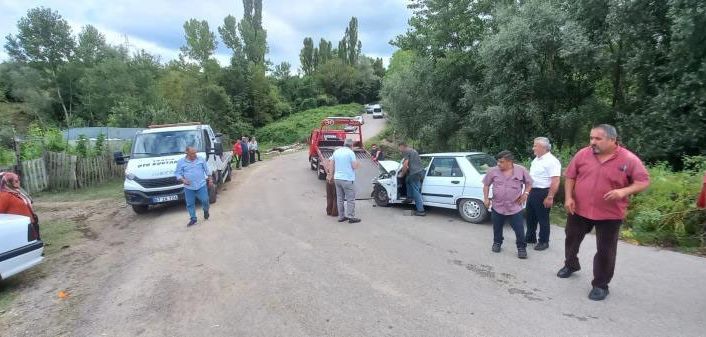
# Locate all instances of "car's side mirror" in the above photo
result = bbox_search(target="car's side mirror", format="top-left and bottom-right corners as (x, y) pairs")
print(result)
(215, 132), (223, 138)
(390, 170), (396, 176)
(113, 151), (128, 165)
(213, 143), (224, 156)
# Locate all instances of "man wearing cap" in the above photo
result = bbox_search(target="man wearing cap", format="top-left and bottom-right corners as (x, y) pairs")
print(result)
(331, 138), (361, 223)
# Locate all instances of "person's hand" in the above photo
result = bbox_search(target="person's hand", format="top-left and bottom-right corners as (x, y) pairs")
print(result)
(543, 196), (554, 208)
(483, 198), (491, 209)
(564, 198), (576, 215)
(603, 188), (628, 201)
(182, 178), (191, 186)
(516, 193), (528, 205)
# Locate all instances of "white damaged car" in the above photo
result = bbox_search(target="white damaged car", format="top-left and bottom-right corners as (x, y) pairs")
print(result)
(0, 214), (44, 281)
(372, 152), (497, 223)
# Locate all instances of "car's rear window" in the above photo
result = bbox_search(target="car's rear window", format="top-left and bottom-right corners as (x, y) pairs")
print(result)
(373, 108), (382, 112)
(466, 154), (497, 174)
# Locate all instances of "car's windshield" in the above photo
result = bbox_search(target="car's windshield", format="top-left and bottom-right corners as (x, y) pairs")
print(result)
(131, 130), (203, 159)
(466, 154), (497, 174)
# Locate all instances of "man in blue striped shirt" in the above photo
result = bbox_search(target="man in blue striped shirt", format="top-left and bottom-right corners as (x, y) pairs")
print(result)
(175, 147), (212, 227)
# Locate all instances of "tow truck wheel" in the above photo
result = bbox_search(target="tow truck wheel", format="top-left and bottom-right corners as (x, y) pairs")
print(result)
(317, 162), (327, 180)
(132, 205), (149, 214)
(309, 157), (317, 171)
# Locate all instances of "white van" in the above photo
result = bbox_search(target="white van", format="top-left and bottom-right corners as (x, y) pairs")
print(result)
(114, 123), (233, 214)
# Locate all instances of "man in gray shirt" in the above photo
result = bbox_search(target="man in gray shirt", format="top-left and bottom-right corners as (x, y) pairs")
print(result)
(398, 142), (426, 216)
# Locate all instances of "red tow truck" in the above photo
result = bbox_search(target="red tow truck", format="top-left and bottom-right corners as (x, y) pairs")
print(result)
(307, 117), (378, 197)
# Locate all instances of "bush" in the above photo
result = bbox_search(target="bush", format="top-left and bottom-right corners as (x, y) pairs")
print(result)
(0, 145), (15, 166)
(624, 158), (706, 248)
(256, 104), (362, 147)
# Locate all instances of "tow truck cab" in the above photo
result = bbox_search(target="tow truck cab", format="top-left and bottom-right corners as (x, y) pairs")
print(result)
(114, 122), (232, 214)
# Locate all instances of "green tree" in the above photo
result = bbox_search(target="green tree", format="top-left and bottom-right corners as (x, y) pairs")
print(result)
(4, 7), (75, 124)
(218, 15), (243, 56)
(300, 37), (316, 75)
(240, 0), (267, 65)
(180, 19), (217, 68)
(75, 25), (108, 66)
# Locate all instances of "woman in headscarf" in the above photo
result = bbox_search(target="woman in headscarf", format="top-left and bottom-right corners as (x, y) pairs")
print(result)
(697, 171), (706, 209)
(0, 172), (37, 222)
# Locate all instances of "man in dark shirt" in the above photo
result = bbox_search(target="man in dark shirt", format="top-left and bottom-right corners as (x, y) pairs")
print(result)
(240, 136), (249, 168)
(398, 142), (426, 216)
(370, 144), (384, 162)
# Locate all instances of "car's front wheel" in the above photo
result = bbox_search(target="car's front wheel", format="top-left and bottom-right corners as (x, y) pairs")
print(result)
(458, 199), (487, 223)
(373, 184), (390, 207)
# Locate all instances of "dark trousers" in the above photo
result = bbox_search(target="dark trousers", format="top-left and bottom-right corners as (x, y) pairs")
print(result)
(255, 150), (261, 161)
(564, 214), (622, 289)
(249, 150), (256, 164)
(234, 155), (241, 169)
(526, 188), (551, 243)
(326, 181), (338, 217)
(241, 151), (249, 167)
(492, 210), (527, 248)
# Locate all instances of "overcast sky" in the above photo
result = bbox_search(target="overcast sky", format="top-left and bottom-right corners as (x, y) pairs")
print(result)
(0, 0), (412, 71)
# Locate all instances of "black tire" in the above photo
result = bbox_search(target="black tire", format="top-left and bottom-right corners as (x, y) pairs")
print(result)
(457, 199), (488, 223)
(317, 163), (326, 180)
(373, 185), (390, 207)
(132, 205), (149, 214)
(309, 157), (317, 171)
(208, 182), (217, 204)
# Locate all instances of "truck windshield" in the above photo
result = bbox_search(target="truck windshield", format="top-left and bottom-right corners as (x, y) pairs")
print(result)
(131, 130), (203, 159)
(466, 154), (497, 174)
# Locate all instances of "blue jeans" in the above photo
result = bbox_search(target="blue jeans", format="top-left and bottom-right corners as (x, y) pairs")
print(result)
(406, 172), (425, 212)
(184, 186), (209, 221)
(492, 210), (526, 248)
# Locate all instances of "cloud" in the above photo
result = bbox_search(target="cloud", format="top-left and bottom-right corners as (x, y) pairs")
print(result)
(0, 0), (411, 69)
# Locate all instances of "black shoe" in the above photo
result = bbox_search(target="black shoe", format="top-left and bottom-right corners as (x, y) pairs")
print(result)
(557, 266), (580, 278)
(588, 287), (610, 301)
(187, 219), (197, 227)
(401, 199), (412, 204)
(517, 247), (528, 259)
(534, 242), (549, 251)
(348, 218), (361, 224)
(204, 211), (210, 220)
(337, 217), (349, 222)
(491, 243), (501, 253)
(414, 211), (426, 216)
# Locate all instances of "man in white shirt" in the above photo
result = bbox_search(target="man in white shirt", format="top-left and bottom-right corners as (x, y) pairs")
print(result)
(331, 138), (361, 223)
(526, 137), (561, 250)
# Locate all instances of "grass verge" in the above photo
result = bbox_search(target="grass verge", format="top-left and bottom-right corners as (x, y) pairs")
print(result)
(33, 178), (124, 203)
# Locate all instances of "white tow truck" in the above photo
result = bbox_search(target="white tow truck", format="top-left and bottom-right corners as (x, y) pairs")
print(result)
(114, 123), (233, 214)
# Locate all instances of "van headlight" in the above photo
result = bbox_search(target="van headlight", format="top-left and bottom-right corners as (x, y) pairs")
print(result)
(125, 171), (136, 180)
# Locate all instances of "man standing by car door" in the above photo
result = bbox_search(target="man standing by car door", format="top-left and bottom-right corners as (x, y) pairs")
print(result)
(398, 143), (426, 216)
(175, 147), (213, 227)
(526, 137), (561, 251)
(558, 124), (650, 301)
(331, 138), (361, 223)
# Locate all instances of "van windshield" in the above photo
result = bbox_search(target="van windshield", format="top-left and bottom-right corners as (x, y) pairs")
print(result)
(131, 130), (203, 159)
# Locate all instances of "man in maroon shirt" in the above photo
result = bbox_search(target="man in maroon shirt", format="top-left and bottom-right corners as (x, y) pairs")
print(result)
(483, 150), (533, 259)
(558, 124), (650, 301)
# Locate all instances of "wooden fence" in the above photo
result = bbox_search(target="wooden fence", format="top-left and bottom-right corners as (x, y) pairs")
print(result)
(15, 151), (125, 194)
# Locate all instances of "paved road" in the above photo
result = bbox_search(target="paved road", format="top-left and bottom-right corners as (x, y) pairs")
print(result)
(3, 114), (706, 336)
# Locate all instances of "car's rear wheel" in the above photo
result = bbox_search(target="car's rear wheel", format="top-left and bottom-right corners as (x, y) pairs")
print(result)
(373, 185), (390, 207)
(309, 157), (317, 171)
(458, 199), (487, 223)
(132, 205), (149, 214)
(224, 166), (232, 182)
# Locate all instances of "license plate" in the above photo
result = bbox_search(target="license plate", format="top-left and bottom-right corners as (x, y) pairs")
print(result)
(152, 195), (179, 203)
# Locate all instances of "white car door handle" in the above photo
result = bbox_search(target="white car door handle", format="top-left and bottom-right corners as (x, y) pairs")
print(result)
(451, 180), (460, 184)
